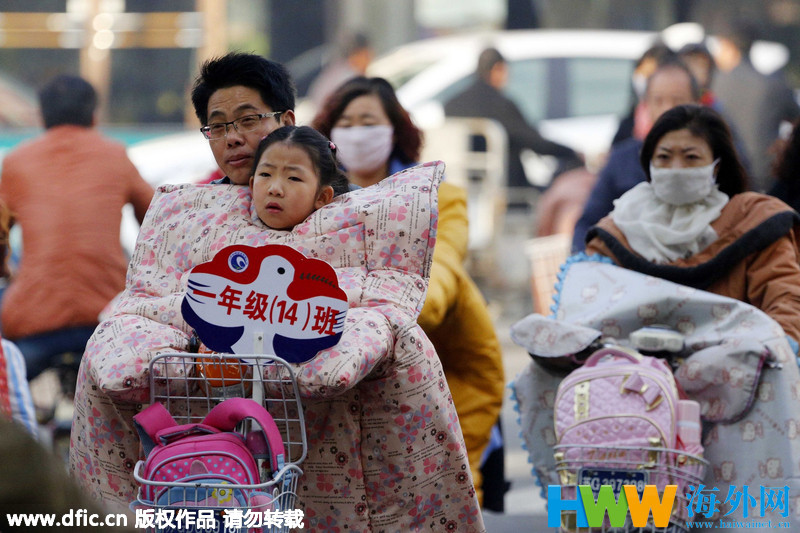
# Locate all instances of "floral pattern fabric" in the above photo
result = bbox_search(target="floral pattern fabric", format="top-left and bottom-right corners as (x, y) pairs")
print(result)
(511, 259), (800, 531)
(69, 161), (485, 532)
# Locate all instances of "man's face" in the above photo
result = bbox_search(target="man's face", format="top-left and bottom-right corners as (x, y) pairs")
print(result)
(645, 68), (697, 125)
(205, 85), (295, 185)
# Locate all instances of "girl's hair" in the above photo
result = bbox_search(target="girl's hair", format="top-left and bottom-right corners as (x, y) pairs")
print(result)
(311, 76), (422, 164)
(640, 104), (749, 197)
(251, 125), (350, 196)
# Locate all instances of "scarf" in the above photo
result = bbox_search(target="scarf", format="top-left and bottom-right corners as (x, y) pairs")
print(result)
(612, 181), (729, 263)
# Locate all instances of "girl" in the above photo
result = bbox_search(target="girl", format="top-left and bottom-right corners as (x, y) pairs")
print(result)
(249, 125), (349, 230)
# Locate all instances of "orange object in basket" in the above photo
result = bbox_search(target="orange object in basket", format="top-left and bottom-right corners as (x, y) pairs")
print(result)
(194, 344), (252, 388)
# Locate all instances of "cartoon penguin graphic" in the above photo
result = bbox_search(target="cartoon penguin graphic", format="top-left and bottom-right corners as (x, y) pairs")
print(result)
(182, 244), (348, 363)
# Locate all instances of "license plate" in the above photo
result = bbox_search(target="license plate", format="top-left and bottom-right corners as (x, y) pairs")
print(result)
(577, 468), (648, 495)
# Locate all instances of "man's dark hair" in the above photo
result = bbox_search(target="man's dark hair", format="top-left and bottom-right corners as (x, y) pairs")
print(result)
(38, 75), (97, 129)
(191, 52), (296, 125)
(342, 31), (371, 58)
(476, 47), (506, 82)
(635, 42), (677, 71)
(678, 42), (716, 89)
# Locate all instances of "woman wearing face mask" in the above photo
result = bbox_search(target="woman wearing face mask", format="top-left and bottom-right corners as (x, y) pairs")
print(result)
(313, 77), (506, 508)
(312, 77), (413, 187)
(586, 104), (800, 344)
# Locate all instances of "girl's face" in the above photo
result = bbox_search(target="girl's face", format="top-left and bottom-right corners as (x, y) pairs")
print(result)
(250, 142), (333, 230)
(652, 128), (714, 169)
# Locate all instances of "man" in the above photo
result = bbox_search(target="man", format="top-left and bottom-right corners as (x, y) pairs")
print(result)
(571, 60), (700, 252)
(444, 47), (582, 193)
(190, 52), (296, 185)
(70, 51), (299, 508)
(0, 75), (154, 379)
(308, 30), (374, 110)
(611, 43), (677, 147)
(678, 42), (718, 108)
(711, 19), (800, 192)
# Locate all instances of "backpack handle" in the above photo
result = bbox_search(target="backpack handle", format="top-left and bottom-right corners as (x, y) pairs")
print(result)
(155, 423), (219, 445)
(203, 397), (286, 473)
(584, 346), (642, 367)
(133, 402), (179, 456)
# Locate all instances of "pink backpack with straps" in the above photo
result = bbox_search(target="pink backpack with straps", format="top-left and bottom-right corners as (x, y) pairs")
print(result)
(553, 347), (682, 491)
(132, 397), (286, 511)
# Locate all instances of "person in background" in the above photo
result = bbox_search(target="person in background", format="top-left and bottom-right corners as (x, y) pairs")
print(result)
(711, 19), (800, 192)
(308, 30), (374, 110)
(612, 42), (677, 147)
(586, 104), (800, 345)
(312, 76), (506, 508)
(572, 59), (700, 252)
(444, 47), (583, 195)
(0, 199), (36, 436)
(0, 75), (154, 380)
(1, 417), (137, 532)
(678, 40), (753, 178)
(768, 118), (800, 212)
(678, 42), (719, 108)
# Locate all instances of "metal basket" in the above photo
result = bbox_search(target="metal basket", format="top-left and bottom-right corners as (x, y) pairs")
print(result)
(133, 352), (308, 533)
(553, 444), (709, 533)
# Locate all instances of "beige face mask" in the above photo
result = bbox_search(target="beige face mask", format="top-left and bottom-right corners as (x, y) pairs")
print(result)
(649, 159), (720, 206)
(330, 125), (394, 173)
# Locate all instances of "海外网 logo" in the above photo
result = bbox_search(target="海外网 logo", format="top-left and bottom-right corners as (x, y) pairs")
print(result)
(547, 484), (791, 529)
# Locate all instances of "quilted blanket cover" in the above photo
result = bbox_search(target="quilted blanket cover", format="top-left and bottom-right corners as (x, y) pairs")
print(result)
(69, 161), (485, 532)
(512, 259), (800, 531)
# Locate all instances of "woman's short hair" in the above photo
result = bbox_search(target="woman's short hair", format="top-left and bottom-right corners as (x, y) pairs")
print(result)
(311, 76), (423, 165)
(251, 125), (350, 197)
(640, 104), (749, 197)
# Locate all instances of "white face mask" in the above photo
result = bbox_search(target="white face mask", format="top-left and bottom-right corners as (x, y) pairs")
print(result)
(632, 73), (648, 100)
(649, 159), (720, 206)
(330, 125), (394, 174)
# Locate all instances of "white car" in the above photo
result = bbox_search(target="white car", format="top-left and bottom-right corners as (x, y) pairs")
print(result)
(364, 26), (789, 185)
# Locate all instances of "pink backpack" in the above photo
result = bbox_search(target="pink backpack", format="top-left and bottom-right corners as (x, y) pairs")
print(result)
(553, 347), (681, 491)
(132, 397), (286, 511)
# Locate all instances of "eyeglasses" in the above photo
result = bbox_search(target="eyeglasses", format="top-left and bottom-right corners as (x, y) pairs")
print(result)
(200, 112), (283, 140)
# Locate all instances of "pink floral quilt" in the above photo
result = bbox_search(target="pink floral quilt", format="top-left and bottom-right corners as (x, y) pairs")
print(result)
(68, 161), (485, 532)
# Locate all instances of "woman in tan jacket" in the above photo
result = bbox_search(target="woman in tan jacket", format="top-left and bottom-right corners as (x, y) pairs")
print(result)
(585, 104), (800, 344)
(313, 77), (505, 505)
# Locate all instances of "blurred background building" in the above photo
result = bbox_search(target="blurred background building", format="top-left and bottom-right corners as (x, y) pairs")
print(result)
(0, 0), (800, 127)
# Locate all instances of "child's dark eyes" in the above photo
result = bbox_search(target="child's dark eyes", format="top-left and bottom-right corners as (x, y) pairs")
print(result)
(289, 176), (302, 182)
